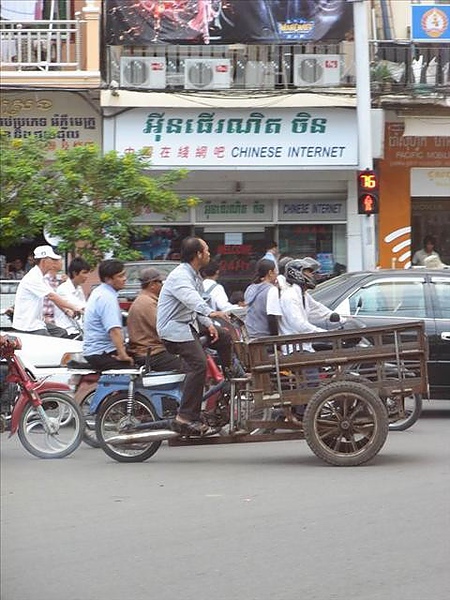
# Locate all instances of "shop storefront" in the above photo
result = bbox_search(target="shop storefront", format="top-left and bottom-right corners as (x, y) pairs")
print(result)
(411, 168), (450, 264)
(378, 121), (450, 268)
(104, 104), (385, 281)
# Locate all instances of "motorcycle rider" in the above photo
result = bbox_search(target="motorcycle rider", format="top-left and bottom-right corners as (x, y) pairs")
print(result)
(244, 258), (282, 340)
(278, 257), (334, 339)
(127, 267), (182, 371)
(83, 259), (133, 371)
(12, 246), (79, 336)
(157, 236), (232, 436)
(54, 257), (91, 338)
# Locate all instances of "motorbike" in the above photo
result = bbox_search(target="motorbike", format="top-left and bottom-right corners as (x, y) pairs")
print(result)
(0, 334), (84, 458)
(76, 317), (427, 466)
(62, 315), (245, 451)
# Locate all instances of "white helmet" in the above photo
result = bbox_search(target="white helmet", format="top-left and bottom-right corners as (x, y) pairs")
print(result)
(285, 257), (320, 289)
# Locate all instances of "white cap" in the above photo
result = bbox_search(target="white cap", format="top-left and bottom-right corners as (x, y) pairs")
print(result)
(34, 245), (61, 260)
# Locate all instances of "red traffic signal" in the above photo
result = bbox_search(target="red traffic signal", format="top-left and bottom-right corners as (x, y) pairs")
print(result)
(357, 169), (379, 215)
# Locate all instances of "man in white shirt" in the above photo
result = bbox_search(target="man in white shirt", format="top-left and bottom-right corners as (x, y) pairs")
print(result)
(201, 260), (240, 312)
(54, 257), (91, 337)
(12, 245), (79, 336)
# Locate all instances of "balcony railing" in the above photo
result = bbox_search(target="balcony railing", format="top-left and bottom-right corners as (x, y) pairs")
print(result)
(0, 18), (82, 71)
(107, 41), (450, 96)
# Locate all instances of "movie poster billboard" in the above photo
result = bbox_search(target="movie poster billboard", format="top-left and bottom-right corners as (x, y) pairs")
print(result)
(105, 0), (353, 46)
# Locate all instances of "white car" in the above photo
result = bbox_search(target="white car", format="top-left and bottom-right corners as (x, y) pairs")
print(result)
(1, 329), (83, 384)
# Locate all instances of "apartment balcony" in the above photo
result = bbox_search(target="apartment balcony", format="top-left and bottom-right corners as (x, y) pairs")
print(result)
(0, 9), (100, 89)
(104, 41), (450, 107)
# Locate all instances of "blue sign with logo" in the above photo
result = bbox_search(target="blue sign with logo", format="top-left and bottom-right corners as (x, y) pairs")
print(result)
(411, 4), (450, 42)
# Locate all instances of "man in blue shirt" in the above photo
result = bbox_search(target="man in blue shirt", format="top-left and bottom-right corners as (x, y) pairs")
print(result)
(83, 259), (133, 370)
(157, 237), (232, 436)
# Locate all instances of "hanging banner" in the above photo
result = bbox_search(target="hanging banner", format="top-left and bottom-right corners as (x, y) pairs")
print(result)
(105, 0), (353, 45)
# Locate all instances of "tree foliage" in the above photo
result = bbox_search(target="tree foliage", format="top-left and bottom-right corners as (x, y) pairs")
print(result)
(0, 132), (196, 263)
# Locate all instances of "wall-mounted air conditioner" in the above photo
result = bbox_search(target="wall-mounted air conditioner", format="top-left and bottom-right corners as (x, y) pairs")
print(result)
(120, 57), (166, 89)
(293, 54), (341, 87)
(184, 58), (231, 90)
(244, 61), (276, 89)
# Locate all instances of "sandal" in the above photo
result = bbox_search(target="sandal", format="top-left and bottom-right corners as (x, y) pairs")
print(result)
(171, 418), (211, 437)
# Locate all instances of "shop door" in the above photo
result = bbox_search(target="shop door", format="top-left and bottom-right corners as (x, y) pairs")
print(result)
(411, 198), (450, 264)
(195, 228), (274, 295)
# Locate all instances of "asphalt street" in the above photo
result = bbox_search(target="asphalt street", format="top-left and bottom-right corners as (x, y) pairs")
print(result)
(1, 400), (449, 600)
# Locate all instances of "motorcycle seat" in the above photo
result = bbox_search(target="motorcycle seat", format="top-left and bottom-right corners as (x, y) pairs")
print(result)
(67, 359), (95, 369)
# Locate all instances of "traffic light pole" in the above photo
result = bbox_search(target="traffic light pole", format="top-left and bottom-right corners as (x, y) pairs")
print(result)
(352, 0), (377, 270)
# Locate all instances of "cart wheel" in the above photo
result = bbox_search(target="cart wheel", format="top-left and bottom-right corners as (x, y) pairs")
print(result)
(303, 381), (389, 466)
(386, 393), (423, 431)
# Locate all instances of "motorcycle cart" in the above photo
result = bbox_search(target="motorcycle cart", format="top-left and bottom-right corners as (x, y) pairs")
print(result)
(97, 321), (429, 466)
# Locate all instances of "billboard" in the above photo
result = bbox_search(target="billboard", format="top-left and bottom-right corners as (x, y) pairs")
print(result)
(105, 0), (353, 45)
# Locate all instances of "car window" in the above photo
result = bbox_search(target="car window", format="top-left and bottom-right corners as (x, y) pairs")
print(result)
(348, 281), (427, 318)
(123, 262), (179, 286)
(433, 280), (450, 319)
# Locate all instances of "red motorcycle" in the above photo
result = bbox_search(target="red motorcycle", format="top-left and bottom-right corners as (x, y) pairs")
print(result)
(0, 334), (84, 459)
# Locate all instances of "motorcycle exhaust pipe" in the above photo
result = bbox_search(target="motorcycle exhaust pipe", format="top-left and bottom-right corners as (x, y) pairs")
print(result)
(106, 429), (179, 446)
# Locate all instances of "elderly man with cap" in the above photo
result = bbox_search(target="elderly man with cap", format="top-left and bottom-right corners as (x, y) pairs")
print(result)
(127, 267), (182, 371)
(12, 245), (79, 336)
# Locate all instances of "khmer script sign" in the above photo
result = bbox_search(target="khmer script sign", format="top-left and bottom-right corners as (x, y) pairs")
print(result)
(113, 108), (358, 168)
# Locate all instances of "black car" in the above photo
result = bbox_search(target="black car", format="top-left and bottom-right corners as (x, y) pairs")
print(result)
(311, 269), (450, 400)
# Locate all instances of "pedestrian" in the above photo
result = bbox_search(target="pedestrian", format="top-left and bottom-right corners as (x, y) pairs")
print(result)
(157, 236), (233, 436)
(261, 240), (279, 273)
(12, 245), (79, 336)
(127, 267), (182, 371)
(7, 258), (25, 280)
(54, 257), (91, 338)
(83, 259), (133, 371)
(244, 258), (282, 339)
(24, 253), (35, 273)
(412, 235), (441, 267)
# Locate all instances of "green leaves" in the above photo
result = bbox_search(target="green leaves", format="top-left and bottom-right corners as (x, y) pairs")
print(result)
(0, 133), (192, 263)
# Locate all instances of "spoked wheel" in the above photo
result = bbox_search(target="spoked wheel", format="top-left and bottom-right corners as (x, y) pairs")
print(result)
(18, 392), (84, 459)
(80, 391), (100, 448)
(386, 393), (423, 431)
(303, 381), (389, 466)
(95, 392), (161, 463)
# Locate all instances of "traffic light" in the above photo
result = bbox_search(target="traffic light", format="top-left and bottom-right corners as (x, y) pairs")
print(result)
(357, 169), (379, 215)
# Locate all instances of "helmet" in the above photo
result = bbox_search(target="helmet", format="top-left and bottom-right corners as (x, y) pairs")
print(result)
(285, 257), (320, 289)
(278, 256), (294, 275)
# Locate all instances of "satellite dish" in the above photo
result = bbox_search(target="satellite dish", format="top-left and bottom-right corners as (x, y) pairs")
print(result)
(43, 226), (63, 247)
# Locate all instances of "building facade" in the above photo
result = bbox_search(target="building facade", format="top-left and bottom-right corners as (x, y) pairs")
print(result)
(1, 0), (449, 279)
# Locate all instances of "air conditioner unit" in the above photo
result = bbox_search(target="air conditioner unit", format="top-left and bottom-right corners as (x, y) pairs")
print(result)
(184, 58), (231, 90)
(244, 61), (276, 89)
(120, 57), (166, 89)
(293, 54), (341, 87)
